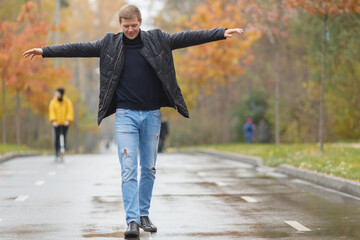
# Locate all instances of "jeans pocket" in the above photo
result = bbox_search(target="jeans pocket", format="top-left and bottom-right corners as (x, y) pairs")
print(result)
(116, 108), (130, 115)
(151, 110), (161, 118)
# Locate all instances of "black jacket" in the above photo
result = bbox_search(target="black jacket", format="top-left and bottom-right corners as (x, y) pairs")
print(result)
(42, 28), (226, 125)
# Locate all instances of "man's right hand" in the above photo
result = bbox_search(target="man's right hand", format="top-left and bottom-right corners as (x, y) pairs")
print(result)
(52, 121), (58, 127)
(23, 48), (43, 60)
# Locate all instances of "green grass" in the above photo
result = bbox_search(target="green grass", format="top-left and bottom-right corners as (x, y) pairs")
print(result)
(0, 144), (32, 155)
(202, 143), (360, 181)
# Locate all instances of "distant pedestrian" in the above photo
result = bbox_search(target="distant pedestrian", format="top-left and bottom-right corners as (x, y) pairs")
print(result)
(49, 88), (74, 160)
(105, 140), (110, 150)
(243, 118), (255, 143)
(258, 119), (269, 143)
(23, 3), (243, 238)
(158, 118), (169, 153)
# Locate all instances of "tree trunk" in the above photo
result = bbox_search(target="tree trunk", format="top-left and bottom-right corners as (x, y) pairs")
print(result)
(15, 91), (21, 145)
(223, 78), (230, 142)
(1, 73), (6, 144)
(275, 46), (280, 146)
(274, 0), (283, 146)
(53, 0), (61, 68)
(319, 16), (327, 152)
(74, 59), (80, 153)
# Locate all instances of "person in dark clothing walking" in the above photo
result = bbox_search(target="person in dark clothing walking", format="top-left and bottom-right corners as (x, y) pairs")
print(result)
(243, 118), (256, 143)
(23, 4), (243, 238)
(158, 117), (169, 153)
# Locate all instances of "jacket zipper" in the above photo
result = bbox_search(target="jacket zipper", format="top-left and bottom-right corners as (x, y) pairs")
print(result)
(100, 45), (123, 111)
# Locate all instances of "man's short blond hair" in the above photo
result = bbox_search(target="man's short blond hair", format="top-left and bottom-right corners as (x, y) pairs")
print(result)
(119, 4), (142, 22)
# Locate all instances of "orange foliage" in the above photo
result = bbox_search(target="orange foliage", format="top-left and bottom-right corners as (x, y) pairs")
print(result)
(176, 0), (261, 102)
(245, 0), (296, 45)
(0, 1), (70, 115)
(287, 0), (360, 18)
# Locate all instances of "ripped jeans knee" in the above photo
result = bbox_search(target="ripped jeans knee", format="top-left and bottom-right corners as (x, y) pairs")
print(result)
(141, 166), (156, 180)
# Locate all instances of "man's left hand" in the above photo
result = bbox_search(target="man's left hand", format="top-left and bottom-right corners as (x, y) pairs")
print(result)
(224, 28), (244, 38)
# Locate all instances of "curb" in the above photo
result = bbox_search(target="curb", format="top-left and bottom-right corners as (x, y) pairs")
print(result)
(194, 148), (360, 198)
(275, 164), (360, 198)
(193, 148), (263, 167)
(0, 152), (39, 164)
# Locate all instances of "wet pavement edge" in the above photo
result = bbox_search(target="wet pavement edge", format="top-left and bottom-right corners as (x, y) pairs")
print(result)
(0, 152), (40, 164)
(193, 148), (360, 199)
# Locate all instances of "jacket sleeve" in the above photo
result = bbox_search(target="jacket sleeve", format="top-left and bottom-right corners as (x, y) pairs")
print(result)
(42, 36), (105, 58)
(164, 28), (227, 50)
(66, 99), (74, 122)
(49, 100), (56, 122)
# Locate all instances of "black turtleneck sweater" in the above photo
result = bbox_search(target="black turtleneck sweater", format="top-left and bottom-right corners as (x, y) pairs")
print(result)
(116, 31), (162, 110)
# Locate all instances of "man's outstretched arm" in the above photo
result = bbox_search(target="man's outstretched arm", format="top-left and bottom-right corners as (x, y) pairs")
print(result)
(23, 48), (43, 60)
(224, 28), (244, 38)
(167, 28), (244, 50)
(23, 38), (104, 59)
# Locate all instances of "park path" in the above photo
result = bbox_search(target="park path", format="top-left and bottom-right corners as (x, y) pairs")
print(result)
(0, 151), (359, 239)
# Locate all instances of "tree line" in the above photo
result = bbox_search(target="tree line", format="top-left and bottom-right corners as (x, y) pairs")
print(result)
(1, 0), (360, 151)
(155, 0), (360, 150)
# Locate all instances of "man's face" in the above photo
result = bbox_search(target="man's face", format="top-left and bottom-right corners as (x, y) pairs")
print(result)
(120, 17), (142, 40)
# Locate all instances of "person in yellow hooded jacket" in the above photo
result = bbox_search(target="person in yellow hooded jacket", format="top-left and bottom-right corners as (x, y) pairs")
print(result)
(49, 88), (74, 159)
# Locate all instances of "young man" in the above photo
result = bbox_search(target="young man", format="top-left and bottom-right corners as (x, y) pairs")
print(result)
(24, 4), (243, 238)
(49, 88), (74, 160)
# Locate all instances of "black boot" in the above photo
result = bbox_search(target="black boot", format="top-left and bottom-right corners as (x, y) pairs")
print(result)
(140, 216), (157, 232)
(125, 221), (139, 238)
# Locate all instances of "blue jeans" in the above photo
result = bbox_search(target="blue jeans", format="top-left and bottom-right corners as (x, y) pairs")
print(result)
(245, 135), (253, 143)
(115, 109), (161, 224)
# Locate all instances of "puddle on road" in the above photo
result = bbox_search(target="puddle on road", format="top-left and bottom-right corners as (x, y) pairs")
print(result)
(1, 224), (59, 237)
(220, 183), (360, 238)
(308, 223), (360, 238)
(83, 231), (124, 238)
(187, 230), (290, 238)
(5, 196), (17, 200)
(189, 171), (360, 239)
(82, 224), (125, 238)
(91, 195), (122, 214)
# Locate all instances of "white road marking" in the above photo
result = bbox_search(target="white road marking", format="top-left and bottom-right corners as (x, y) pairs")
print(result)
(197, 172), (206, 177)
(57, 165), (65, 169)
(15, 195), (29, 201)
(0, 218), (2, 222)
(48, 171), (56, 176)
(241, 196), (258, 203)
(216, 182), (228, 187)
(285, 221), (311, 232)
(35, 180), (45, 186)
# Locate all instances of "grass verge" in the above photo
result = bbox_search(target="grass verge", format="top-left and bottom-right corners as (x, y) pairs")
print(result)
(201, 143), (360, 182)
(0, 144), (33, 155)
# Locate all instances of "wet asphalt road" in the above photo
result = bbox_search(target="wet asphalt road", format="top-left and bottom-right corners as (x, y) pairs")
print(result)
(0, 151), (360, 240)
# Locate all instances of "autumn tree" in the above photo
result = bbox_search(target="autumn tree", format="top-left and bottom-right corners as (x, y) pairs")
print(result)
(287, 0), (360, 151)
(58, 0), (126, 152)
(245, 0), (296, 145)
(0, 1), (70, 144)
(172, 0), (261, 142)
(154, 0), (205, 32)
(326, 13), (360, 139)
